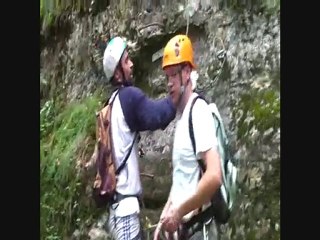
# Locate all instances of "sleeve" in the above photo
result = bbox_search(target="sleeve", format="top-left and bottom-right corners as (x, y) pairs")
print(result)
(119, 86), (176, 132)
(191, 99), (218, 157)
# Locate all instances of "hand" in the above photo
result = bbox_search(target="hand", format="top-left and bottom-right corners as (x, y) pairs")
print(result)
(153, 222), (163, 240)
(162, 205), (182, 233)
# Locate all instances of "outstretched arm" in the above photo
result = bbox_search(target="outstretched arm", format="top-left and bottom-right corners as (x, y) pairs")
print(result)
(119, 86), (176, 131)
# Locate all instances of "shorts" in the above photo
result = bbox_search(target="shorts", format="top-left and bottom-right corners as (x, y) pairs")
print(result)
(107, 212), (142, 240)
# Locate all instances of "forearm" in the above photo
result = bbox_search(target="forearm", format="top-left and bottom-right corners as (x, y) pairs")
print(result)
(136, 96), (176, 131)
(178, 171), (221, 218)
(178, 149), (222, 218)
(119, 87), (176, 131)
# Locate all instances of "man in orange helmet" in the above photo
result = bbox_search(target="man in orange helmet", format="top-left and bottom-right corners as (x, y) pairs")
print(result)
(153, 35), (222, 240)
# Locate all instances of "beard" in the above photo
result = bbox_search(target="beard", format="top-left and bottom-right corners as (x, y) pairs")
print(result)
(123, 71), (134, 86)
(123, 74), (134, 86)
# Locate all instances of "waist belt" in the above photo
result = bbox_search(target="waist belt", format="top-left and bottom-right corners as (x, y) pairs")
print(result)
(111, 192), (143, 207)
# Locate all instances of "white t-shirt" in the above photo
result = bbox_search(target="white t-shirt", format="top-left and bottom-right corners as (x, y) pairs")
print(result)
(109, 91), (141, 216)
(170, 93), (218, 220)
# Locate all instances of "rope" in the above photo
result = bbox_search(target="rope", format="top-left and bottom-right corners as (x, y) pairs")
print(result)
(209, 36), (227, 87)
(186, 8), (190, 36)
(185, 0), (190, 36)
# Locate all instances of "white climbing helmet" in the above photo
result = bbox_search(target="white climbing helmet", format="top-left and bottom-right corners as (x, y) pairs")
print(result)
(103, 36), (127, 81)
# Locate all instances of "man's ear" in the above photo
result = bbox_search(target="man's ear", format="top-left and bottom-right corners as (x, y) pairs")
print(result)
(184, 64), (192, 77)
(113, 68), (120, 81)
(187, 64), (192, 74)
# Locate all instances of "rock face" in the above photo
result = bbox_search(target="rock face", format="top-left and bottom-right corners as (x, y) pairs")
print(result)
(41, 0), (280, 239)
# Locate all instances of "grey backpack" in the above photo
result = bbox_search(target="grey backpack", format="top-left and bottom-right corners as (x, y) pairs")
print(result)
(189, 95), (238, 224)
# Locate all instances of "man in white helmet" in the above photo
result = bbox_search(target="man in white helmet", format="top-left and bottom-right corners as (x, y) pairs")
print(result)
(102, 36), (178, 240)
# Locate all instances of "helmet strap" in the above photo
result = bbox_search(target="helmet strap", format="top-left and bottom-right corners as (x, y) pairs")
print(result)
(177, 72), (184, 103)
(177, 71), (191, 106)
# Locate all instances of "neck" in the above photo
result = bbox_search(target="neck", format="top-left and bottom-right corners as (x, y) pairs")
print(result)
(177, 84), (193, 114)
(116, 77), (133, 87)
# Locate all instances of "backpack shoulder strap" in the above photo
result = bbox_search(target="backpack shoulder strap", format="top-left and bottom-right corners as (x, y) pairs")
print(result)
(188, 96), (201, 156)
(115, 132), (138, 175)
(104, 88), (137, 175)
(102, 88), (120, 107)
(188, 95), (206, 172)
(108, 89), (120, 106)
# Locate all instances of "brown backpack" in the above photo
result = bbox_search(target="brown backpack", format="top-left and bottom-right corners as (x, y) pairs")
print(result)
(92, 90), (137, 208)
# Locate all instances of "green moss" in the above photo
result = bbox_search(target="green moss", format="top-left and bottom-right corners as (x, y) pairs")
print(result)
(227, 0), (280, 14)
(40, 92), (104, 239)
(262, 0), (280, 15)
(227, 83), (280, 240)
(40, 0), (91, 31)
(234, 88), (280, 143)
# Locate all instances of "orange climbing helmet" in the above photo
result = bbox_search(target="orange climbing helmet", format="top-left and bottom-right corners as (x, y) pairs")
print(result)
(162, 34), (196, 69)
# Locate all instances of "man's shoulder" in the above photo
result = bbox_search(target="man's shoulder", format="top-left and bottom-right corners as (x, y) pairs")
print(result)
(190, 95), (214, 124)
(190, 93), (209, 112)
(120, 86), (144, 96)
(118, 86), (145, 107)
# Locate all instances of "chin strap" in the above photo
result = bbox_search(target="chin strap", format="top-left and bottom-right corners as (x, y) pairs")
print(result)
(177, 70), (192, 106)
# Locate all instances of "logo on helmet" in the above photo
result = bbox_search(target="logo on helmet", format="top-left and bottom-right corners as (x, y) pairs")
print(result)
(174, 42), (180, 57)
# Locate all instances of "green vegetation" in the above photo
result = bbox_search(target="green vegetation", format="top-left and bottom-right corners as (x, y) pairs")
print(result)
(40, 93), (103, 239)
(228, 0), (280, 14)
(39, 1), (280, 239)
(40, 0), (90, 18)
(40, 0), (91, 30)
(234, 88), (280, 144)
(227, 84), (280, 240)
